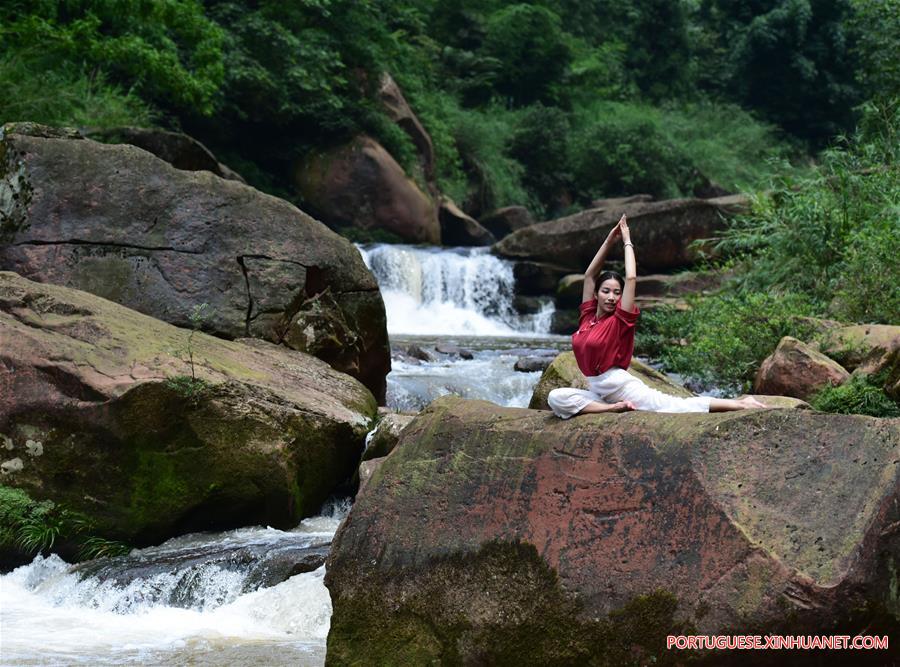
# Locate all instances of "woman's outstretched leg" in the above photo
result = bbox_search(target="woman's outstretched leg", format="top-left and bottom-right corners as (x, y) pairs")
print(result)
(548, 387), (635, 419)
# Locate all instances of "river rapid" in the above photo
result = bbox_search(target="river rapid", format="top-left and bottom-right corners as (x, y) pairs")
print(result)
(1, 244), (567, 666)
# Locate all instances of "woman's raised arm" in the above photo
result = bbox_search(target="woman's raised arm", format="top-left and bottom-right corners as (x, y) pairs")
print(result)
(619, 216), (637, 313)
(581, 215), (625, 303)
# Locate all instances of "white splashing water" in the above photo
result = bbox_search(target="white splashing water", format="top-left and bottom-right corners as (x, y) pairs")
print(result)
(358, 244), (553, 336)
(0, 502), (351, 666)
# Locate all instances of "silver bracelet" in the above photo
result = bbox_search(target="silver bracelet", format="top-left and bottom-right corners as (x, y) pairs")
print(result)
(623, 242), (633, 248)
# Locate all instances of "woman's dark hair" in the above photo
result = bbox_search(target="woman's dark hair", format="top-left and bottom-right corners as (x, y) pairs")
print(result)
(595, 270), (624, 291)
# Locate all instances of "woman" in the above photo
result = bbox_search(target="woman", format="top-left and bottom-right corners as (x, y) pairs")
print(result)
(548, 215), (766, 417)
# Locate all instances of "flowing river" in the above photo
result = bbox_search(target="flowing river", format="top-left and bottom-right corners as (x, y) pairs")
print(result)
(1, 244), (567, 665)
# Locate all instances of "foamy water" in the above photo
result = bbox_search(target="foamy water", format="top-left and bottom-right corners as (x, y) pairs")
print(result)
(0, 504), (350, 666)
(358, 244), (554, 336)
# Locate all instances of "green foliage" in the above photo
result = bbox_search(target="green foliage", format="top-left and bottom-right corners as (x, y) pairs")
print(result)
(77, 536), (131, 560)
(567, 101), (793, 202)
(695, 0), (861, 144)
(0, 51), (154, 127)
(811, 373), (900, 417)
(481, 4), (571, 107)
(570, 102), (696, 199)
(639, 292), (819, 392)
(717, 110), (900, 323)
(848, 0), (900, 108)
(443, 104), (531, 214)
(164, 375), (210, 401)
(0, 485), (112, 558)
(509, 104), (572, 216)
(1, 0), (225, 114)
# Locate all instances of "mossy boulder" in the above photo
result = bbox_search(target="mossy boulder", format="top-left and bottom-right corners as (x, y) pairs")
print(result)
(493, 195), (749, 273)
(0, 122), (389, 401)
(326, 396), (900, 665)
(0, 272), (376, 553)
(528, 352), (693, 409)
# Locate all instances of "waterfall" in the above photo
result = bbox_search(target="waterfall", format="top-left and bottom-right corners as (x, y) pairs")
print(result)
(358, 244), (553, 336)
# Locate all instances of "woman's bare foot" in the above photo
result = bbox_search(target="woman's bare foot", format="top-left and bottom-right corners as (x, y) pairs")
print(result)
(709, 396), (769, 412)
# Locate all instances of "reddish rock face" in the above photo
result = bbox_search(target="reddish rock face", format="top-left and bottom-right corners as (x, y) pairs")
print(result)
(326, 396), (900, 664)
(378, 73), (436, 192)
(754, 336), (850, 400)
(0, 123), (389, 402)
(493, 196), (749, 273)
(294, 135), (440, 244)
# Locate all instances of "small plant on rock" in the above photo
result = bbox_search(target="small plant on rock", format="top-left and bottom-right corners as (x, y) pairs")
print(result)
(167, 303), (212, 400)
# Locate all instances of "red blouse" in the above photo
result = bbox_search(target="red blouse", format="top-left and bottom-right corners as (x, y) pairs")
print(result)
(571, 299), (640, 377)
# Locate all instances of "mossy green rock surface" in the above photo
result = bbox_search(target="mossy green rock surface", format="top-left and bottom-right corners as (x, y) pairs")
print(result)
(326, 396), (900, 665)
(0, 272), (376, 548)
(0, 122), (389, 401)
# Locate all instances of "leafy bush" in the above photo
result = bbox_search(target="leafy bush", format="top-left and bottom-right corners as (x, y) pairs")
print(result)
(638, 291), (819, 392)
(570, 102), (696, 199)
(1, 0), (225, 114)
(0, 51), (154, 127)
(810, 373), (900, 417)
(717, 110), (900, 323)
(482, 4), (571, 107)
(443, 103), (531, 214)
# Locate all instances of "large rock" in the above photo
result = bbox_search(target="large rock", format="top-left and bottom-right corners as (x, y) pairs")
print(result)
(528, 352), (693, 409)
(513, 261), (573, 296)
(479, 206), (535, 240)
(0, 272), (376, 549)
(0, 123), (389, 401)
(754, 337), (851, 400)
(589, 194), (653, 208)
(817, 324), (900, 373)
(326, 396), (900, 664)
(438, 197), (495, 246)
(84, 126), (246, 182)
(294, 135), (440, 244)
(493, 196), (749, 273)
(378, 73), (436, 192)
(362, 412), (414, 462)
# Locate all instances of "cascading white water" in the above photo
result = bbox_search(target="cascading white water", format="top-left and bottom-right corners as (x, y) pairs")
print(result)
(0, 502), (350, 666)
(358, 244), (553, 336)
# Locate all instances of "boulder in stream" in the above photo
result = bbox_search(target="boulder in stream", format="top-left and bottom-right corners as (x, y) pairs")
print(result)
(0, 122), (389, 402)
(754, 336), (851, 400)
(326, 396), (900, 665)
(0, 272), (376, 551)
(494, 196), (749, 273)
(294, 135), (440, 245)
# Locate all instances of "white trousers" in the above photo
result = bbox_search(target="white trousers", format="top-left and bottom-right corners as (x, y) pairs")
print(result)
(547, 367), (711, 418)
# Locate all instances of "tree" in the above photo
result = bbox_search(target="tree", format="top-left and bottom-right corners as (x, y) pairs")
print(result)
(482, 4), (572, 107)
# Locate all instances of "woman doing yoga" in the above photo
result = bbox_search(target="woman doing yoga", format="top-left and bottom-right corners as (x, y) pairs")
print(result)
(547, 215), (767, 417)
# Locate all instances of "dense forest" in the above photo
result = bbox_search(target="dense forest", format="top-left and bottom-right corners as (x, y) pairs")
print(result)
(2, 0), (898, 410)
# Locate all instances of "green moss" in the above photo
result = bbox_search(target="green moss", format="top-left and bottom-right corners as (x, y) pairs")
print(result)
(127, 449), (194, 529)
(328, 540), (693, 666)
